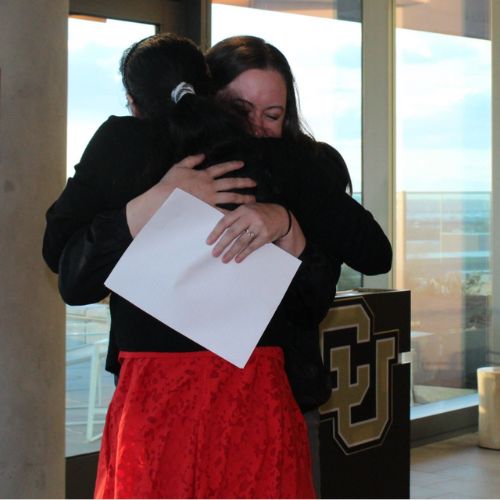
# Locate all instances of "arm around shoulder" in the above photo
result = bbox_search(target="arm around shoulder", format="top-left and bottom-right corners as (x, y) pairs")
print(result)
(58, 209), (132, 305)
(42, 116), (144, 273)
(297, 190), (393, 276)
(333, 195), (393, 275)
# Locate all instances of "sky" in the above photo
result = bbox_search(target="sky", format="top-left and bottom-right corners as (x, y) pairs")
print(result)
(67, 5), (492, 192)
(67, 18), (155, 176)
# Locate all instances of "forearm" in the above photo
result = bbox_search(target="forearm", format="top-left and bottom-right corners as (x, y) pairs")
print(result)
(326, 196), (392, 275)
(274, 209), (306, 257)
(126, 182), (175, 237)
(342, 212), (393, 275)
(43, 178), (105, 273)
(58, 209), (132, 305)
(269, 139), (392, 276)
(126, 155), (258, 238)
(294, 191), (393, 276)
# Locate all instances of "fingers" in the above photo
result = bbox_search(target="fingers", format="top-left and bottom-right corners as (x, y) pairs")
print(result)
(211, 226), (262, 264)
(206, 203), (276, 263)
(213, 176), (257, 206)
(206, 160), (245, 178)
(215, 192), (256, 206)
(207, 215), (245, 256)
(172, 157), (245, 176)
(219, 231), (251, 263)
(172, 153), (206, 170)
(233, 236), (263, 263)
(214, 176), (256, 192)
(221, 231), (262, 264)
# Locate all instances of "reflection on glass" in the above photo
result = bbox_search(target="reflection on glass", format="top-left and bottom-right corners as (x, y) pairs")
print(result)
(211, 1), (362, 289)
(395, 0), (491, 406)
(66, 16), (155, 457)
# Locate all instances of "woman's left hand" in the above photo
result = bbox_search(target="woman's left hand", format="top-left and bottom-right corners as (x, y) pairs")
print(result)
(206, 203), (304, 262)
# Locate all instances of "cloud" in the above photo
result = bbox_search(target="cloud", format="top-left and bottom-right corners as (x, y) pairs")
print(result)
(68, 18), (154, 53)
(396, 29), (490, 119)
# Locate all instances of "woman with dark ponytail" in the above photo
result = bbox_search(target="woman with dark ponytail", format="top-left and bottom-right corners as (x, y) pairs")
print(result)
(43, 33), (324, 499)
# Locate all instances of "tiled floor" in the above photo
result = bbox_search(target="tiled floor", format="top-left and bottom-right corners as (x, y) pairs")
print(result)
(411, 432), (500, 499)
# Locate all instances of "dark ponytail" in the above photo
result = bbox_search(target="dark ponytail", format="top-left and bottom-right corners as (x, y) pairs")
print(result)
(120, 33), (210, 120)
(165, 92), (251, 163)
(119, 32), (298, 205)
(166, 91), (272, 211)
(119, 33), (252, 181)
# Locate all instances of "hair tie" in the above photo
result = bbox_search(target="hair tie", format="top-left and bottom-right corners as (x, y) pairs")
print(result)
(171, 82), (195, 104)
(274, 207), (292, 242)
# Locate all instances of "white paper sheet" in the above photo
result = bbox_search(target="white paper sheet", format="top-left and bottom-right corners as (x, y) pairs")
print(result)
(105, 188), (301, 368)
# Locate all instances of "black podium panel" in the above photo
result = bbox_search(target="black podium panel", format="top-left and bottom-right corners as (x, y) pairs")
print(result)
(319, 289), (411, 499)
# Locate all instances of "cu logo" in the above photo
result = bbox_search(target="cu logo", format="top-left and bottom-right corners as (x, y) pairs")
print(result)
(319, 298), (398, 455)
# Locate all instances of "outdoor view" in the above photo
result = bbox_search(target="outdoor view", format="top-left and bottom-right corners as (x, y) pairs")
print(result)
(395, 19), (492, 402)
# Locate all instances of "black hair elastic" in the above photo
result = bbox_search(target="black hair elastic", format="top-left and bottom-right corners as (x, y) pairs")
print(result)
(275, 207), (292, 242)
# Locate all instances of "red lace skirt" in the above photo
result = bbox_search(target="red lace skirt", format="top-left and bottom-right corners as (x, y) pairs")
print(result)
(94, 347), (315, 499)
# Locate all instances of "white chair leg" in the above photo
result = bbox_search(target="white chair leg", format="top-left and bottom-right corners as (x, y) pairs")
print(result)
(86, 345), (101, 441)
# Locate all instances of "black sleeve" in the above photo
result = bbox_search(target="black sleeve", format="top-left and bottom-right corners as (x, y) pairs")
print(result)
(313, 141), (353, 195)
(309, 144), (392, 274)
(268, 140), (393, 276)
(58, 209), (132, 305)
(42, 116), (147, 274)
(42, 117), (122, 273)
(284, 242), (339, 328)
(306, 191), (393, 276)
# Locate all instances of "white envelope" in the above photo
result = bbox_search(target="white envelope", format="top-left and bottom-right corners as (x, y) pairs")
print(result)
(105, 188), (300, 368)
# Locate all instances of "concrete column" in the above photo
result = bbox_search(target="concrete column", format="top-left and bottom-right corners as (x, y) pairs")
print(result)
(0, 0), (68, 497)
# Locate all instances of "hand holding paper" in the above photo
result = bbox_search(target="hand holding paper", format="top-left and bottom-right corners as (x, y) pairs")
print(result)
(105, 189), (300, 368)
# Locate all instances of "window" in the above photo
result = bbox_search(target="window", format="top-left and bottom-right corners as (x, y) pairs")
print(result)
(66, 15), (156, 457)
(395, 0), (492, 406)
(211, 0), (363, 289)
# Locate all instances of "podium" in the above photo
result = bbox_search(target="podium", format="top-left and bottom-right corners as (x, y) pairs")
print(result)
(319, 289), (411, 499)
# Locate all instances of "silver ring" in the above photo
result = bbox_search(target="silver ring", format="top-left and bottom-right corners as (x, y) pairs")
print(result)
(243, 229), (256, 239)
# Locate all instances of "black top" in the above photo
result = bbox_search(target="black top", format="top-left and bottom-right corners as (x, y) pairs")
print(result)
(43, 116), (392, 376)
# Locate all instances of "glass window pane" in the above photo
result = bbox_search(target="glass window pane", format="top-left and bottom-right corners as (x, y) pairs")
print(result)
(211, 1), (362, 289)
(66, 16), (156, 457)
(395, 0), (491, 406)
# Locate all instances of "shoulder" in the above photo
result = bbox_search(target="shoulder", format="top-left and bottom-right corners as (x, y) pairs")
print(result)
(278, 136), (350, 187)
(314, 141), (346, 165)
(73, 115), (151, 189)
(304, 140), (351, 193)
(79, 116), (150, 163)
(105, 115), (146, 131)
(275, 135), (344, 167)
(93, 115), (148, 143)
